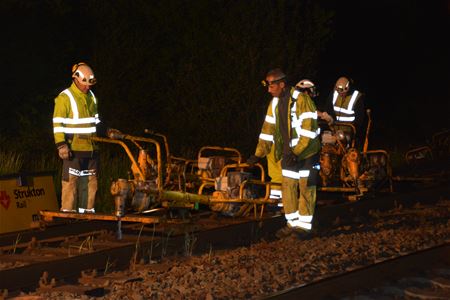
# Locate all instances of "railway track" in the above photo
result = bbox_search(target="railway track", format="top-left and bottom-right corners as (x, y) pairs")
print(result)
(0, 183), (448, 298)
(264, 244), (450, 299)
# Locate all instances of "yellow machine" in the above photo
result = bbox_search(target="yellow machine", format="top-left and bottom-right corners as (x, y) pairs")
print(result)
(0, 172), (58, 234)
(318, 110), (393, 201)
(40, 131), (276, 232)
(102, 134), (274, 218)
(405, 129), (449, 164)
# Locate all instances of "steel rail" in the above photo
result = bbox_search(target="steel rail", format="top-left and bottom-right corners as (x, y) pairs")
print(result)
(262, 243), (450, 299)
(0, 184), (448, 295)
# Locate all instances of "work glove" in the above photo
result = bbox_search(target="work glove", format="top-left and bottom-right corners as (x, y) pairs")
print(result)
(283, 151), (298, 168)
(57, 143), (72, 160)
(246, 155), (261, 166)
(107, 128), (124, 139)
(319, 111), (334, 125)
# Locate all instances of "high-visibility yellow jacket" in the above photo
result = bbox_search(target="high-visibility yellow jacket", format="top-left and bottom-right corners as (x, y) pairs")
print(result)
(53, 83), (100, 152)
(255, 87), (320, 162)
(332, 90), (363, 123)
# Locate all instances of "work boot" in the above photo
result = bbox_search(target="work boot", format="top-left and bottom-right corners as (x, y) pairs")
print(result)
(275, 226), (295, 239)
(292, 227), (312, 240)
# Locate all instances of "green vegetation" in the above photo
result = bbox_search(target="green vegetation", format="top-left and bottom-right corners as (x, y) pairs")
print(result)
(96, 146), (134, 213)
(0, 150), (23, 176)
(1, 1), (337, 212)
(2, 0), (335, 156)
(0, 145), (130, 213)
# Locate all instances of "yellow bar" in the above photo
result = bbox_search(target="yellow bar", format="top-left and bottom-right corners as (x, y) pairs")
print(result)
(0, 173), (58, 234)
(39, 210), (160, 224)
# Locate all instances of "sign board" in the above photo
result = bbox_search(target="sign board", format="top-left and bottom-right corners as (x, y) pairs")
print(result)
(0, 173), (58, 234)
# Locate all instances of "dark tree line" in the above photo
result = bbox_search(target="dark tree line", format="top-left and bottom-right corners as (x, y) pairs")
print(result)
(2, 0), (334, 163)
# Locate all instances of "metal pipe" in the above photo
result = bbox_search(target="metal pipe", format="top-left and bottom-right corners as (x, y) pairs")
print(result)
(220, 163), (266, 182)
(91, 137), (146, 180)
(363, 109), (372, 153)
(198, 146), (242, 164)
(159, 190), (277, 206)
(94, 135), (163, 190)
(318, 186), (368, 193)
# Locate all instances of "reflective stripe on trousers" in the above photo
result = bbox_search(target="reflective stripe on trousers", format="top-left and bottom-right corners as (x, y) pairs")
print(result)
(270, 188), (282, 199)
(281, 175), (316, 231)
(284, 210), (312, 230)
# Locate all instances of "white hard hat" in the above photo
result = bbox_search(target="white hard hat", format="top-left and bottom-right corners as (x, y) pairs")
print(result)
(296, 79), (317, 97)
(72, 62), (96, 86)
(296, 79), (315, 89)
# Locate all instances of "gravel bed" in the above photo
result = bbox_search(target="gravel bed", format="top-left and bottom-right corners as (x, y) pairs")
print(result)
(9, 200), (450, 300)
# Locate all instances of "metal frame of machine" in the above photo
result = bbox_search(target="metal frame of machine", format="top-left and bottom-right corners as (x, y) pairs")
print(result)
(317, 110), (393, 201)
(40, 132), (278, 230)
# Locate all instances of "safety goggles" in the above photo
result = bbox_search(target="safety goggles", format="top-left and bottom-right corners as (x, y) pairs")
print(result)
(76, 75), (97, 86)
(261, 77), (285, 87)
(84, 77), (97, 85)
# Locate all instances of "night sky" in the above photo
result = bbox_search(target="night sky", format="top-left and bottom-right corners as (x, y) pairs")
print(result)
(316, 1), (449, 146)
(1, 0), (449, 158)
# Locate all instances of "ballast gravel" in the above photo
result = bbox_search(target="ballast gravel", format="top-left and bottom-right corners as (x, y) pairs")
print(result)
(9, 200), (450, 300)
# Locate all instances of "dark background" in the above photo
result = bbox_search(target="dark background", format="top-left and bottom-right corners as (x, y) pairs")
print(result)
(1, 0), (449, 164)
(318, 0), (449, 148)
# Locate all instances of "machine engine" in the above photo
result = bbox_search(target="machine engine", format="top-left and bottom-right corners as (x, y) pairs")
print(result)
(318, 124), (392, 200)
(210, 171), (253, 216)
(111, 149), (159, 216)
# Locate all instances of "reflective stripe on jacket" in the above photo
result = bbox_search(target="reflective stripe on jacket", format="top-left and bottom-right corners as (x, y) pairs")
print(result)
(255, 87), (320, 161)
(332, 90), (360, 122)
(53, 83), (100, 151)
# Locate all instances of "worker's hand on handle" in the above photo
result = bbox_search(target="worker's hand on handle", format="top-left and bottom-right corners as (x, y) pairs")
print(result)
(318, 111), (334, 125)
(246, 155), (261, 166)
(57, 143), (72, 160)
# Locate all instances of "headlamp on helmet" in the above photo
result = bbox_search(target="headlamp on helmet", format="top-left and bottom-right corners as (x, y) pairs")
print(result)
(261, 76), (286, 87)
(335, 77), (350, 93)
(72, 62), (97, 86)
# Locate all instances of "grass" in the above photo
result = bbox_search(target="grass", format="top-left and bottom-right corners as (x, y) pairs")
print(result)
(78, 235), (95, 253)
(148, 222), (157, 263)
(11, 234), (22, 255)
(184, 230), (197, 257)
(161, 228), (175, 260)
(1, 134), (436, 213)
(208, 243), (213, 263)
(67, 235), (95, 256)
(103, 256), (116, 275)
(0, 144), (131, 213)
(0, 150), (23, 176)
(96, 145), (132, 213)
(130, 224), (145, 269)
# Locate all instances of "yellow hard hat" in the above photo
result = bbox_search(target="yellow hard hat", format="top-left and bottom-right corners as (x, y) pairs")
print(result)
(72, 62), (96, 86)
(335, 77), (350, 93)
